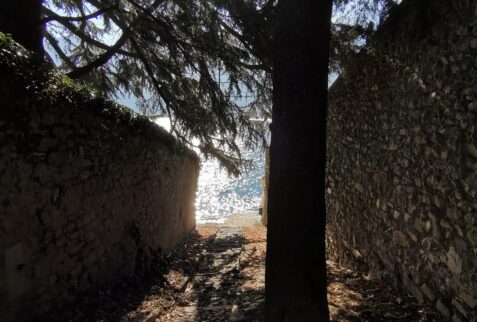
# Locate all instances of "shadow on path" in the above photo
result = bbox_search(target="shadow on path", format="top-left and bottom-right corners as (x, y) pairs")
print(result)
(36, 218), (443, 322)
(154, 225), (266, 322)
(327, 261), (443, 321)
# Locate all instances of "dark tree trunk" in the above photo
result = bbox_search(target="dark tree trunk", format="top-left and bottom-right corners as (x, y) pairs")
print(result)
(0, 0), (43, 54)
(265, 0), (332, 321)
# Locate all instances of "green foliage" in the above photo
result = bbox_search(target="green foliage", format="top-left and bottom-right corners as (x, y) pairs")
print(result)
(36, 0), (396, 173)
(0, 32), (13, 46)
(0, 34), (194, 158)
(41, 0), (274, 174)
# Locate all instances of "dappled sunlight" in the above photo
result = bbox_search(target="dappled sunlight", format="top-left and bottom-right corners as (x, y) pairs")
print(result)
(38, 216), (442, 321)
(327, 261), (440, 321)
(2, 0), (471, 319)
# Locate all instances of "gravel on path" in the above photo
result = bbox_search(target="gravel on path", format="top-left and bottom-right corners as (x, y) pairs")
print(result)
(37, 215), (442, 321)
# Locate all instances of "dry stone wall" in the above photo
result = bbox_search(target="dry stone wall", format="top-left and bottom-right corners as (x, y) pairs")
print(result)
(326, 0), (477, 320)
(0, 37), (199, 321)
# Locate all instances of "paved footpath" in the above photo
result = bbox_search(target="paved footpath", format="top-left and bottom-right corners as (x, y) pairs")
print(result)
(151, 223), (266, 322)
(39, 214), (442, 322)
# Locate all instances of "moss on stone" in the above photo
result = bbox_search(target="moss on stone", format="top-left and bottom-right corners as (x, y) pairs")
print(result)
(0, 32), (197, 160)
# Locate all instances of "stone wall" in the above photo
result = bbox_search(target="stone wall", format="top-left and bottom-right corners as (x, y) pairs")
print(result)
(0, 36), (199, 321)
(326, 0), (477, 320)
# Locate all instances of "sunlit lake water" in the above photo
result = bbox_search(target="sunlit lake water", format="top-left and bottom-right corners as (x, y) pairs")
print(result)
(154, 117), (265, 224)
(196, 144), (264, 224)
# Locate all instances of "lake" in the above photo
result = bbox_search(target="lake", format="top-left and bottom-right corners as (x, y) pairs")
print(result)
(153, 117), (265, 224)
(196, 142), (265, 223)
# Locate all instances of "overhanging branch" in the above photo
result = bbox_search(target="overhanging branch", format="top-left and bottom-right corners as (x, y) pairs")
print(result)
(42, 6), (138, 58)
(129, 37), (176, 130)
(41, 3), (118, 24)
(43, 30), (77, 70)
(67, 29), (131, 79)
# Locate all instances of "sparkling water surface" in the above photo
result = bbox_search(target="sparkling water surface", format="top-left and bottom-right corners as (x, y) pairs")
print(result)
(154, 117), (264, 224)
(196, 145), (264, 224)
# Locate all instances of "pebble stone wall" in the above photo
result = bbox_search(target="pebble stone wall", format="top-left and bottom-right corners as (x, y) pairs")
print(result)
(326, 0), (477, 320)
(0, 39), (199, 321)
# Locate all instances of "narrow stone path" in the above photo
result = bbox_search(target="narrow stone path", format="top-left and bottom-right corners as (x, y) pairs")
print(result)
(39, 215), (442, 322)
(152, 225), (264, 322)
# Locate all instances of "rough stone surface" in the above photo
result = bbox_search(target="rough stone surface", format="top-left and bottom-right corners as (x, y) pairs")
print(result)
(0, 38), (199, 321)
(326, 0), (477, 320)
(34, 217), (441, 321)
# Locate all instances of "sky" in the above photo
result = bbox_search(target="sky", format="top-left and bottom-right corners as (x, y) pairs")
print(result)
(43, 0), (396, 115)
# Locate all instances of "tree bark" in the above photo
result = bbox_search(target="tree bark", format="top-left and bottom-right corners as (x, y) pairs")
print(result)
(265, 0), (332, 321)
(0, 0), (43, 54)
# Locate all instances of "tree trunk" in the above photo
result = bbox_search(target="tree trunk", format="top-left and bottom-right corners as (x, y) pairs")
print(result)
(265, 0), (332, 321)
(0, 0), (43, 54)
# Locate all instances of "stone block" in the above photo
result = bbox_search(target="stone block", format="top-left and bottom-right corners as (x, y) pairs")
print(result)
(446, 247), (462, 274)
(5, 243), (27, 300)
(436, 299), (451, 318)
